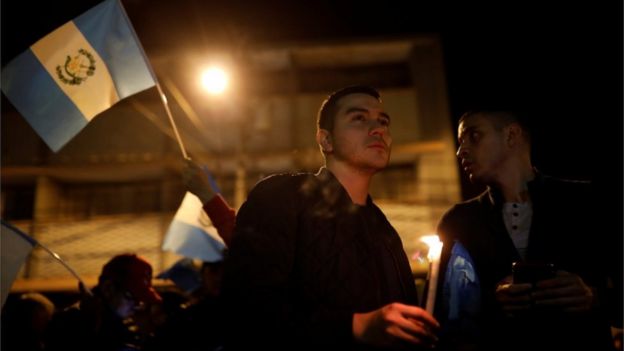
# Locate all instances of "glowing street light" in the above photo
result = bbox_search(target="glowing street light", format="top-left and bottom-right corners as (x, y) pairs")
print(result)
(200, 67), (229, 95)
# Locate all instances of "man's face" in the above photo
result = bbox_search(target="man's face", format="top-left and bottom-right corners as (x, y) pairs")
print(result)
(456, 114), (509, 184)
(99, 278), (139, 319)
(325, 93), (392, 172)
(111, 288), (139, 319)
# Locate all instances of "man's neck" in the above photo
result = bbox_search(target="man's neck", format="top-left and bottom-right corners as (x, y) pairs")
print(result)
(494, 161), (535, 203)
(326, 162), (374, 205)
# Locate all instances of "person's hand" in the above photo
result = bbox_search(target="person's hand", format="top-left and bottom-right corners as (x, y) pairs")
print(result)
(495, 274), (533, 317)
(352, 302), (439, 348)
(496, 271), (594, 317)
(182, 158), (215, 204)
(531, 270), (593, 314)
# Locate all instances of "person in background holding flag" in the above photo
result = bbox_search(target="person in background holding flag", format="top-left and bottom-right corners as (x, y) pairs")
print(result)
(154, 154), (234, 351)
(161, 164), (229, 270)
(435, 109), (622, 350)
(182, 158), (236, 246)
(221, 85), (439, 350)
(45, 253), (162, 351)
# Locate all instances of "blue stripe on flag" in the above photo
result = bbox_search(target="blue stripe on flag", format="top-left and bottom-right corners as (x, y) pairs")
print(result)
(1, 220), (37, 246)
(163, 220), (225, 263)
(1, 51), (88, 152)
(74, 0), (155, 98)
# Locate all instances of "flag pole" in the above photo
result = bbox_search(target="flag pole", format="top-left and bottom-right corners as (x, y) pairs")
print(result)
(117, 0), (188, 159)
(36, 243), (94, 297)
(155, 83), (188, 159)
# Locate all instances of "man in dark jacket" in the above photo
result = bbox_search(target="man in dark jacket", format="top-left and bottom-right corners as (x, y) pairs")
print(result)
(222, 85), (439, 350)
(436, 110), (622, 350)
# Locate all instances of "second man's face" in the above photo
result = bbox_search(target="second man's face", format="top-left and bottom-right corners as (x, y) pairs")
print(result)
(456, 114), (508, 184)
(328, 93), (392, 172)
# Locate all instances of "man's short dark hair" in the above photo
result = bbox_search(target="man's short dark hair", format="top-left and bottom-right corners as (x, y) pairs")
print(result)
(459, 109), (532, 144)
(317, 85), (381, 133)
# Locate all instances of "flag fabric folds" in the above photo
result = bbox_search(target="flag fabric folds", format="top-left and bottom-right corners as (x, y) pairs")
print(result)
(156, 258), (203, 294)
(443, 241), (480, 320)
(1, 220), (37, 307)
(441, 241), (481, 342)
(163, 192), (226, 263)
(1, 0), (156, 152)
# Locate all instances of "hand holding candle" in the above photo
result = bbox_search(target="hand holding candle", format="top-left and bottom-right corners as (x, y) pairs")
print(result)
(421, 234), (443, 315)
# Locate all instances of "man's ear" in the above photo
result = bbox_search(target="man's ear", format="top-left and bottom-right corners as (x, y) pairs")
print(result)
(316, 129), (333, 153)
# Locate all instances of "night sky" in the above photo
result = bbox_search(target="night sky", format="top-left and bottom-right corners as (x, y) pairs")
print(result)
(2, 1), (622, 206)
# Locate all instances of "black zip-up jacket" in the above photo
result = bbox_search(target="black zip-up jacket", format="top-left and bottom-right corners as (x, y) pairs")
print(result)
(436, 173), (621, 351)
(222, 168), (418, 350)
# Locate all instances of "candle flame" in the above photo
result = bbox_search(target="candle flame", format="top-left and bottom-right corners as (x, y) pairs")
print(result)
(420, 234), (443, 261)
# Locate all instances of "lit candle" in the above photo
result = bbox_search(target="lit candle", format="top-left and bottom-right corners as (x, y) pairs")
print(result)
(421, 235), (443, 315)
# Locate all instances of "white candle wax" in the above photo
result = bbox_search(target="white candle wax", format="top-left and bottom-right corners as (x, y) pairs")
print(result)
(421, 235), (443, 315)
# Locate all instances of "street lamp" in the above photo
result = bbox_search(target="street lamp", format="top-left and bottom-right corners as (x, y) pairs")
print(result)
(200, 67), (229, 95)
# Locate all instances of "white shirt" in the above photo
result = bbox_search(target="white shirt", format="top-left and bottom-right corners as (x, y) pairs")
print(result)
(502, 201), (533, 260)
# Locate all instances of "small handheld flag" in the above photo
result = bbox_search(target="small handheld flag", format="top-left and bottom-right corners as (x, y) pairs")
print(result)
(163, 192), (226, 262)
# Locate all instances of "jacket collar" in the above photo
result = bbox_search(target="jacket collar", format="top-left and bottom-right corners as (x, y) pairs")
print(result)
(315, 167), (373, 208)
(484, 169), (545, 208)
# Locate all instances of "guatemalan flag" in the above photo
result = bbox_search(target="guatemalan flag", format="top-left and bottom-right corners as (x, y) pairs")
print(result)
(1, 0), (156, 152)
(163, 192), (226, 263)
(441, 241), (481, 343)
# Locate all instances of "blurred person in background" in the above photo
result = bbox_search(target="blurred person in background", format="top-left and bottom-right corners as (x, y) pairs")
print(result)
(1, 292), (55, 351)
(45, 253), (162, 351)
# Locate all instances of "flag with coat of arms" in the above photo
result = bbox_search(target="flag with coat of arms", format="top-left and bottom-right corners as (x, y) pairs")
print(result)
(1, 0), (156, 152)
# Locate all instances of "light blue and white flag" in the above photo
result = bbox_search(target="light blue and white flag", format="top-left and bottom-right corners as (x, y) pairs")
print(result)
(163, 192), (226, 263)
(1, 0), (156, 152)
(1, 221), (37, 307)
(443, 241), (480, 320)
(441, 241), (481, 341)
